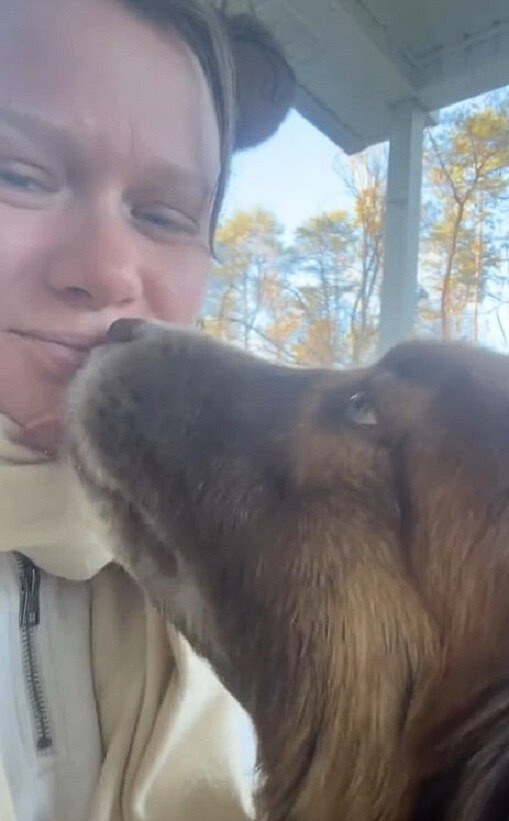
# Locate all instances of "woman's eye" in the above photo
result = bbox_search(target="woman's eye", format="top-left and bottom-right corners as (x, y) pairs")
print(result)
(131, 204), (198, 238)
(0, 161), (58, 194)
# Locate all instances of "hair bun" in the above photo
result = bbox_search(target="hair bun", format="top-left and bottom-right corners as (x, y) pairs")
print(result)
(222, 13), (296, 151)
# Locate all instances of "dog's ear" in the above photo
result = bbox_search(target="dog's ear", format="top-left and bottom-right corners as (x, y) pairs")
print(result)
(371, 343), (509, 680)
(413, 680), (509, 821)
(375, 342), (509, 482)
(374, 344), (509, 820)
(222, 13), (296, 150)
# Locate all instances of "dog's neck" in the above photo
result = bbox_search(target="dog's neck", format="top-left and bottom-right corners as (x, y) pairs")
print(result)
(409, 677), (509, 821)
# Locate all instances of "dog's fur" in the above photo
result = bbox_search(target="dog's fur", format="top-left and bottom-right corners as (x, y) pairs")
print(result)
(67, 320), (509, 821)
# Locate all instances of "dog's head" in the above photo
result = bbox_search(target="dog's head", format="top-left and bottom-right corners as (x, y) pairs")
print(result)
(67, 321), (509, 821)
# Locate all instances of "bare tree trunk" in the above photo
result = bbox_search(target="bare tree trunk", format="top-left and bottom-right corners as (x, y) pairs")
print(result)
(441, 201), (464, 339)
(472, 193), (484, 343)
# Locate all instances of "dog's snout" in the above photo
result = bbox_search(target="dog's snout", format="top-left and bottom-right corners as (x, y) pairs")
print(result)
(107, 318), (145, 344)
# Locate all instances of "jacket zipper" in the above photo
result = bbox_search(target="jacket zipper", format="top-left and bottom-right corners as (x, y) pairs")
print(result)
(15, 553), (53, 753)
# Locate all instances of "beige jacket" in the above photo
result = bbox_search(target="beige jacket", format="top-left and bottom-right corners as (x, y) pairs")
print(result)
(0, 416), (254, 821)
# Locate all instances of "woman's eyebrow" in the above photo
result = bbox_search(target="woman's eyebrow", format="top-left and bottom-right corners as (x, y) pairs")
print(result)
(0, 107), (75, 155)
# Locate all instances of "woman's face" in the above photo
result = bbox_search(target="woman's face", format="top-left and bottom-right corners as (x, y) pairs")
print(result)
(0, 0), (221, 434)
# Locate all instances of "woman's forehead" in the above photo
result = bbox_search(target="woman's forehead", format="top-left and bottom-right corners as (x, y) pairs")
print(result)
(0, 0), (221, 185)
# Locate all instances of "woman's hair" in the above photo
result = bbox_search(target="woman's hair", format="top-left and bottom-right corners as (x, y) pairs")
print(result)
(118, 0), (236, 238)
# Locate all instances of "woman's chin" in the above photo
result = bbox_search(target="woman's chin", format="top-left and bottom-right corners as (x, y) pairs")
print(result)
(0, 386), (65, 458)
(0, 332), (71, 446)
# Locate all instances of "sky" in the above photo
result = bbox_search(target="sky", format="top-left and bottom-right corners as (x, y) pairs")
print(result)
(221, 109), (353, 236)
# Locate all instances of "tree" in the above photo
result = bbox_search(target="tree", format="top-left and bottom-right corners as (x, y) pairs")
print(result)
(202, 209), (297, 360)
(289, 211), (356, 365)
(420, 102), (509, 340)
(341, 148), (387, 363)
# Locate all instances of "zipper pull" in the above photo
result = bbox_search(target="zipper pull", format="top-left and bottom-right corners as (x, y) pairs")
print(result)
(19, 557), (41, 628)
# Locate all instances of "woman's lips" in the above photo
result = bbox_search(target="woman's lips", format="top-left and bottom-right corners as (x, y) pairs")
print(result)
(8, 330), (100, 378)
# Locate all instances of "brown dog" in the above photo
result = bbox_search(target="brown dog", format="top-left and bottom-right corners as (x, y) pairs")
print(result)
(67, 319), (509, 821)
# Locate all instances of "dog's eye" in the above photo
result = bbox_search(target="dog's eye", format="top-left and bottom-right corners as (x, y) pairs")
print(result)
(345, 392), (378, 427)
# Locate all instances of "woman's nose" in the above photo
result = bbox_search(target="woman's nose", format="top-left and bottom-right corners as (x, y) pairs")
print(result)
(45, 210), (143, 310)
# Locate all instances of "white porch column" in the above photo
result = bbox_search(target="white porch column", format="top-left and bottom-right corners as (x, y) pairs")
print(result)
(378, 100), (426, 354)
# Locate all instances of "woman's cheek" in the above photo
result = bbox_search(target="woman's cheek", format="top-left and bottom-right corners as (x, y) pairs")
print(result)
(148, 244), (211, 324)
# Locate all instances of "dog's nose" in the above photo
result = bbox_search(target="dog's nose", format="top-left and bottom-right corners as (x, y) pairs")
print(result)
(107, 318), (145, 343)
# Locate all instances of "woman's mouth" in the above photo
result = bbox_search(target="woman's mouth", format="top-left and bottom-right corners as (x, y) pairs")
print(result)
(8, 329), (105, 378)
